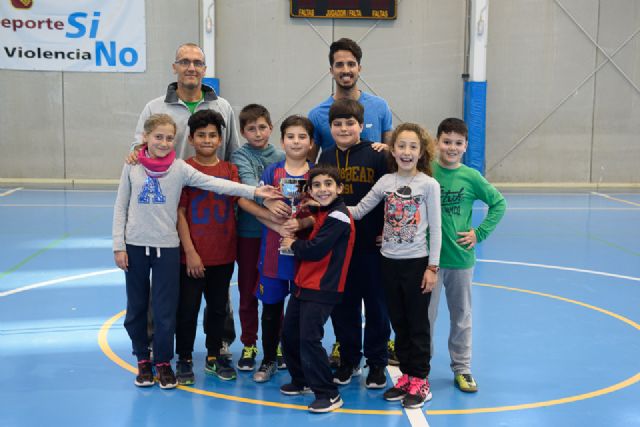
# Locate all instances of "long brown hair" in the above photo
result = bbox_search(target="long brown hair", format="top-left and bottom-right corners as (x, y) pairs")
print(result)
(388, 122), (436, 176)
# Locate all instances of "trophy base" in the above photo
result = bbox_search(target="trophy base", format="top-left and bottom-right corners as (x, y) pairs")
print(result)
(279, 248), (295, 256)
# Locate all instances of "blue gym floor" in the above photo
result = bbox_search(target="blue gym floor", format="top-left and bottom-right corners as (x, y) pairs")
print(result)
(1, 187), (639, 427)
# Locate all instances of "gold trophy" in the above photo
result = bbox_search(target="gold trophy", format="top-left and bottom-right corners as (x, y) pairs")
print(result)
(279, 177), (307, 256)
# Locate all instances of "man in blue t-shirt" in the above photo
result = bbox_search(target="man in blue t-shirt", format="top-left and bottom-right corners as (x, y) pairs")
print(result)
(307, 38), (393, 162)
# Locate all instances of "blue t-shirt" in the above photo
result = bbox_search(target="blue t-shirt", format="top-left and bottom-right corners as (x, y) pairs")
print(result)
(308, 91), (393, 152)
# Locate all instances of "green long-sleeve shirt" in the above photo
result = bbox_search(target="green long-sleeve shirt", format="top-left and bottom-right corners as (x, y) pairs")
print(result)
(432, 161), (506, 269)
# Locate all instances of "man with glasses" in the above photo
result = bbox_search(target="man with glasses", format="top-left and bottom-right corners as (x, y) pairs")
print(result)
(133, 42), (239, 160)
(131, 43), (239, 367)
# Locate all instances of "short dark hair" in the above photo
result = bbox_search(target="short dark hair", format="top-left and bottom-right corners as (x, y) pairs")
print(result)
(437, 118), (468, 139)
(329, 38), (362, 65)
(309, 166), (342, 186)
(187, 109), (225, 137)
(280, 115), (314, 140)
(328, 99), (364, 124)
(239, 103), (272, 131)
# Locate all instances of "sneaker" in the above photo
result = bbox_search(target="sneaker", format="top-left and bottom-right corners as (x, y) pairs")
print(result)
(402, 377), (432, 409)
(204, 357), (237, 381)
(328, 342), (341, 369)
(280, 382), (313, 395)
(175, 359), (195, 385)
(134, 360), (154, 387)
(455, 373), (478, 393)
(276, 344), (287, 369)
(308, 394), (343, 413)
(333, 364), (362, 385)
(387, 340), (399, 366)
(253, 360), (277, 383)
(219, 341), (232, 361)
(155, 362), (178, 389)
(237, 345), (258, 371)
(365, 365), (387, 389)
(383, 373), (410, 401)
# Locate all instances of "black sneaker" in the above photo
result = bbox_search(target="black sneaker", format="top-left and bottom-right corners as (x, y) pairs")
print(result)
(155, 362), (178, 389)
(205, 357), (237, 381)
(333, 364), (361, 385)
(134, 360), (154, 387)
(328, 342), (341, 369)
(276, 343), (287, 370)
(387, 340), (399, 366)
(383, 373), (410, 401)
(237, 344), (258, 371)
(365, 365), (387, 389)
(176, 359), (195, 385)
(308, 394), (343, 413)
(280, 382), (313, 395)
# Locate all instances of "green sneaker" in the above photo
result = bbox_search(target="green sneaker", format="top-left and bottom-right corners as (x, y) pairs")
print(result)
(237, 345), (258, 371)
(276, 344), (287, 370)
(455, 373), (478, 393)
(328, 342), (340, 369)
(205, 357), (237, 381)
(387, 340), (399, 366)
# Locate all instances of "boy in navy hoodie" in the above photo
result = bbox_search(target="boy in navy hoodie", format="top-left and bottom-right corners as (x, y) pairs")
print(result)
(317, 99), (390, 388)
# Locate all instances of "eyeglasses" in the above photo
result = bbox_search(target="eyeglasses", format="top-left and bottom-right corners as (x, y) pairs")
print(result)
(174, 59), (206, 69)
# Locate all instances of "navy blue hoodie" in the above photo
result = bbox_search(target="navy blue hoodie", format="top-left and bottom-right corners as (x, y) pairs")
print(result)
(318, 140), (388, 253)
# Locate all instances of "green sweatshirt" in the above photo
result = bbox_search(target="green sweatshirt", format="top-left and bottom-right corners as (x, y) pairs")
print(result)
(432, 161), (506, 269)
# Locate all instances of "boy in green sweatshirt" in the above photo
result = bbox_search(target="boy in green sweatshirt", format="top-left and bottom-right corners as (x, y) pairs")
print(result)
(429, 118), (506, 393)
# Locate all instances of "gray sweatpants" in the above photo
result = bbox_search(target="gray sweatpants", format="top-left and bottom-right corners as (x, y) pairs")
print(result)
(428, 267), (474, 375)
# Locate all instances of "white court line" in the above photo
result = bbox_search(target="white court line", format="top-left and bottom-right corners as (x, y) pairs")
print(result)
(386, 365), (430, 426)
(0, 269), (119, 297)
(0, 187), (23, 197)
(477, 259), (640, 282)
(591, 192), (640, 207)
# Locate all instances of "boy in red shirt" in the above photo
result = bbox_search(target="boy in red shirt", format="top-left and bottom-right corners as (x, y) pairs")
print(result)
(174, 109), (241, 384)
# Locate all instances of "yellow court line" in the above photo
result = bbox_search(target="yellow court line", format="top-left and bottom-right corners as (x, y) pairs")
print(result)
(97, 310), (401, 416)
(98, 282), (640, 416)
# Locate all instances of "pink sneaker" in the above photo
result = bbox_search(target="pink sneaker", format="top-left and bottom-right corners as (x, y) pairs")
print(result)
(383, 373), (411, 401)
(402, 377), (432, 408)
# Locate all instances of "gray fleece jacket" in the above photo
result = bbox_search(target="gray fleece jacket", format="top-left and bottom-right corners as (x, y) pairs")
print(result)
(112, 159), (255, 251)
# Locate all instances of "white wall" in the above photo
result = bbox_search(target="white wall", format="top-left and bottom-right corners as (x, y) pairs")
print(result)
(1, 0), (638, 183)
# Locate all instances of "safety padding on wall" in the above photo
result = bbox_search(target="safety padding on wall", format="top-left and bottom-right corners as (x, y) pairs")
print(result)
(202, 77), (220, 96)
(463, 80), (487, 175)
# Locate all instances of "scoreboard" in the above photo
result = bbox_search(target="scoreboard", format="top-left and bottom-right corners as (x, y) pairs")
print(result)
(290, 0), (397, 20)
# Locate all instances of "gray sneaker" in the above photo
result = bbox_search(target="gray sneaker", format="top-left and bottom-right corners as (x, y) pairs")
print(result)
(253, 360), (277, 383)
(175, 359), (195, 385)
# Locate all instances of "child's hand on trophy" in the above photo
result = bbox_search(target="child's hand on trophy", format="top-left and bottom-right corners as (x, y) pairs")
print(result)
(280, 237), (295, 252)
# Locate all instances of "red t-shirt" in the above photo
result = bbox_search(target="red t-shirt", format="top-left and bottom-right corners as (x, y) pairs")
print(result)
(179, 158), (239, 266)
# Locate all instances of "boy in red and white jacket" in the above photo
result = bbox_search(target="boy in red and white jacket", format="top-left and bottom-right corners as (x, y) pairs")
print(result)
(278, 166), (355, 413)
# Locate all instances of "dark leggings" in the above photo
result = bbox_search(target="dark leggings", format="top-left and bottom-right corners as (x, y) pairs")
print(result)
(261, 300), (284, 362)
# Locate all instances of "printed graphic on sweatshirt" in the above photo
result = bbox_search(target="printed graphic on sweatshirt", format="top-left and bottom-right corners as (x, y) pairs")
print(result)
(138, 177), (166, 204)
(441, 187), (464, 216)
(383, 188), (424, 244)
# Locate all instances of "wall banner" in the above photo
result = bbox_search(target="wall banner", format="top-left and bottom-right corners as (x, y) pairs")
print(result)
(0, 0), (145, 72)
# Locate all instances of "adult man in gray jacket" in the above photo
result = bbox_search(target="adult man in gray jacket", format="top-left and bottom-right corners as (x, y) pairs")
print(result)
(132, 42), (239, 161)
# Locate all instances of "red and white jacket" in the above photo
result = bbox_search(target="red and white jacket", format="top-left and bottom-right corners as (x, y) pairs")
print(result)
(291, 197), (355, 304)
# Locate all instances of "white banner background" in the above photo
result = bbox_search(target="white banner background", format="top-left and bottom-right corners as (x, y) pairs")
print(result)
(0, 0), (146, 72)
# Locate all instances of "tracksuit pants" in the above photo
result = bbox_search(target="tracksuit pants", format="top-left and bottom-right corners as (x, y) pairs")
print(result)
(124, 244), (180, 363)
(428, 267), (474, 374)
(282, 295), (338, 399)
(381, 256), (432, 378)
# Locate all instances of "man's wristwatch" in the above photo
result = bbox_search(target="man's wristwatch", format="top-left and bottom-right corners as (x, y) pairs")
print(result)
(427, 265), (440, 273)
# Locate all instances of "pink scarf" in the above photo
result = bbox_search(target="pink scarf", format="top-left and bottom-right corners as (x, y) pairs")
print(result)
(137, 147), (176, 177)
